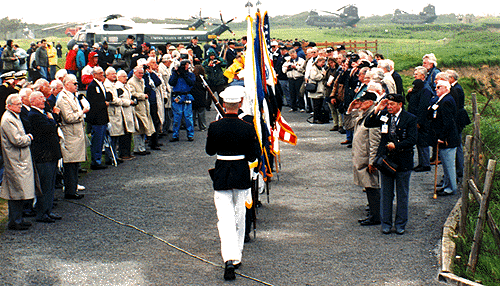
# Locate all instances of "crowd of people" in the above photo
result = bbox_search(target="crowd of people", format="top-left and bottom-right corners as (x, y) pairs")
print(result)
(0, 36), (469, 280)
(270, 41), (469, 235)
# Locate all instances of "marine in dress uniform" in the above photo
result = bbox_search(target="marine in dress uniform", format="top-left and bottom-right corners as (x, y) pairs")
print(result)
(205, 86), (260, 281)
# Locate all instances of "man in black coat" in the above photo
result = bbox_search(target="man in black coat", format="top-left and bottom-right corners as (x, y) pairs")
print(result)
(205, 86), (260, 281)
(365, 94), (417, 235)
(428, 80), (460, 196)
(407, 66), (433, 172)
(186, 36), (204, 66)
(224, 41), (238, 66)
(28, 91), (62, 223)
(447, 69), (470, 180)
(85, 66), (111, 169)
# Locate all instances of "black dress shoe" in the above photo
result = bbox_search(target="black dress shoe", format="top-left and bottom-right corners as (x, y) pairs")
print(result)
(36, 216), (55, 223)
(48, 213), (62, 220)
(23, 209), (37, 217)
(21, 221), (32, 227)
(244, 234), (251, 243)
(224, 261), (236, 281)
(330, 126), (339, 131)
(358, 216), (371, 223)
(436, 190), (454, 196)
(65, 194), (84, 200)
(170, 137), (179, 142)
(414, 166), (431, 172)
(8, 223), (30, 230)
(359, 218), (381, 226)
(90, 164), (108, 170)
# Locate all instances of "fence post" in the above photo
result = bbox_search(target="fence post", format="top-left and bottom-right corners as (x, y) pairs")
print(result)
(471, 93), (481, 184)
(459, 135), (473, 237)
(467, 160), (497, 274)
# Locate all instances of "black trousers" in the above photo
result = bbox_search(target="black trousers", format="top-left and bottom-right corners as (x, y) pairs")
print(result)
(119, 132), (132, 157)
(149, 103), (161, 148)
(63, 162), (79, 196)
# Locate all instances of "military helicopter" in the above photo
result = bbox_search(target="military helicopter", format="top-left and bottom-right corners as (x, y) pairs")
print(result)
(66, 13), (235, 49)
(305, 5), (360, 28)
(391, 4), (438, 24)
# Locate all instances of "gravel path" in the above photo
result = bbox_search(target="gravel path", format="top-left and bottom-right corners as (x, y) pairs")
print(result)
(0, 109), (458, 285)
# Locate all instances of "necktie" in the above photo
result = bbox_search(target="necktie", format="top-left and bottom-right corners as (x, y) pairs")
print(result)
(390, 116), (397, 137)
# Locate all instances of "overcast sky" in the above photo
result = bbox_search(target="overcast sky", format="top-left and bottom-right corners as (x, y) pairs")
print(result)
(3, 1), (499, 24)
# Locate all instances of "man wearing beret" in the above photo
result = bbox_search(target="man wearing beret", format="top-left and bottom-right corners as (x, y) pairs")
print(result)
(205, 86), (260, 280)
(365, 94), (417, 235)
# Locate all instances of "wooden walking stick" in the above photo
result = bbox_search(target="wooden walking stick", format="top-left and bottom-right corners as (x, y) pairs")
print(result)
(433, 143), (440, 199)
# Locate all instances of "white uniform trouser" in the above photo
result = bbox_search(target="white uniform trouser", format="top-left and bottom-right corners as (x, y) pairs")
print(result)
(214, 188), (248, 263)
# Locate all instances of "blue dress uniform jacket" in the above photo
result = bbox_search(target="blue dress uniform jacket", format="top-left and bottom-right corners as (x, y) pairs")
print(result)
(206, 114), (261, 190)
(365, 110), (418, 172)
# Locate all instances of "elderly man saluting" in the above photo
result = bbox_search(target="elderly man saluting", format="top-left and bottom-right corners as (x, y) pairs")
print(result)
(365, 94), (417, 235)
(0, 94), (35, 230)
(205, 86), (261, 281)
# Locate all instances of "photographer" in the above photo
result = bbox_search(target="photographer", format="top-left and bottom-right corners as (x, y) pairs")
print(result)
(202, 50), (227, 101)
(282, 49), (305, 112)
(168, 60), (195, 142)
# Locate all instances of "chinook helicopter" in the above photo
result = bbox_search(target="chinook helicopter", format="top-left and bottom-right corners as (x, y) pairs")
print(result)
(391, 4), (438, 24)
(66, 13), (234, 49)
(305, 5), (360, 28)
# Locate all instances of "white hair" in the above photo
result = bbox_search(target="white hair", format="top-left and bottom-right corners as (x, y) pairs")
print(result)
(423, 53), (438, 67)
(93, 66), (104, 74)
(147, 57), (156, 64)
(29, 91), (44, 104)
(105, 67), (117, 75)
(435, 72), (449, 81)
(63, 74), (78, 85)
(367, 68), (385, 83)
(33, 78), (49, 91)
(378, 60), (391, 72)
(6, 93), (21, 106)
(50, 79), (63, 89)
(117, 70), (128, 77)
(414, 66), (427, 77)
(446, 70), (459, 80)
(19, 88), (32, 99)
(55, 69), (68, 80)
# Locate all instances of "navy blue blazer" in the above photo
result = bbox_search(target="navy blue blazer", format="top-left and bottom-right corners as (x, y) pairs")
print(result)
(427, 93), (460, 148)
(28, 108), (62, 163)
(85, 79), (111, 125)
(365, 109), (417, 172)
